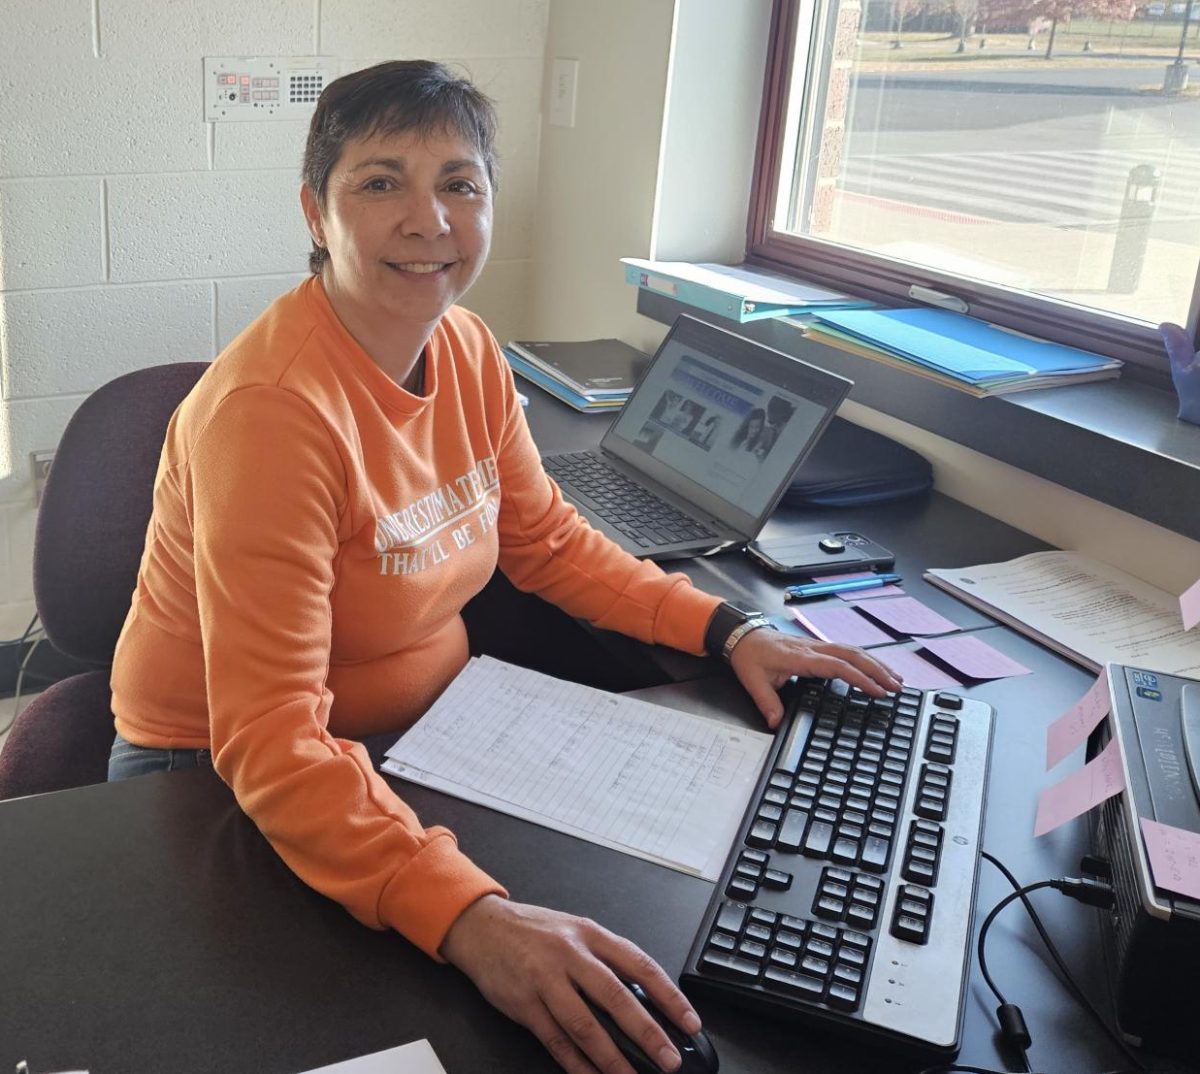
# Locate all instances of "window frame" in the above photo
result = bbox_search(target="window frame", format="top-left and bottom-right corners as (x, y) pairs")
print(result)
(745, 0), (1197, 388)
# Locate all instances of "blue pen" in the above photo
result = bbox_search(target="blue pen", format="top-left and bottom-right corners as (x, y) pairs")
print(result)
(784, 573), (902, 601)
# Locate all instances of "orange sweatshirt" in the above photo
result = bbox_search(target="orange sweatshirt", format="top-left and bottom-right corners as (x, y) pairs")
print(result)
(111, 277), (722, 958)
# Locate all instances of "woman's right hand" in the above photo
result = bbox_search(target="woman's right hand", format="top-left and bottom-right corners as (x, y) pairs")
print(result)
(439, 894), (701, 1074)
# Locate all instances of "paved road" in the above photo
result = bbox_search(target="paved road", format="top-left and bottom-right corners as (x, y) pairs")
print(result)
(836, 64), (1200, 232)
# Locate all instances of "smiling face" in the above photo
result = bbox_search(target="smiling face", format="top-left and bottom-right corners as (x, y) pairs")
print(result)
(300, 126), (492, 369)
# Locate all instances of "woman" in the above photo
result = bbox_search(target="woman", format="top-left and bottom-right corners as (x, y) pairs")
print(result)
(108, 61), (900, 1074)
(731, 407), (766, 455)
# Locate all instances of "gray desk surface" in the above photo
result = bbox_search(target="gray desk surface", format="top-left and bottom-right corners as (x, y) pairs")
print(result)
(0, 386), (1188, 1074)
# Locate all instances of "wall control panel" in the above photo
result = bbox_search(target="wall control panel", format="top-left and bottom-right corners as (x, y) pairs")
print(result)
(203, 56), (336, 122)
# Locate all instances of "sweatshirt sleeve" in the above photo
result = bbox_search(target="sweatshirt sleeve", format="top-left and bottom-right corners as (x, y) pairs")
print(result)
(479, 341), (723, 655)
(188, 386), (504, 959)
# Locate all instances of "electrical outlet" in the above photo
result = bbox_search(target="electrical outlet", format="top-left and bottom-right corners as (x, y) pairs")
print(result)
(30, 450), (54, 507)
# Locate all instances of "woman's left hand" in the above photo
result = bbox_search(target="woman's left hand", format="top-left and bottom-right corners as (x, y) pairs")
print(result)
(728, 627), (903, 729)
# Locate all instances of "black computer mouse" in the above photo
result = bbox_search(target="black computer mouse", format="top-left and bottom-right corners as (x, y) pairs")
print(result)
(583, 981), (719, 1074)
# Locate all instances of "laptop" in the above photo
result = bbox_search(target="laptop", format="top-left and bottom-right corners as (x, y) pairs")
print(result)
(541, 314), (852, 560)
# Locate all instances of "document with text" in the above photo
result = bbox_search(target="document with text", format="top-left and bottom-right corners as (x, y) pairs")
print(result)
(381, 656), (772, 880)
(926, 551), (1200, 677)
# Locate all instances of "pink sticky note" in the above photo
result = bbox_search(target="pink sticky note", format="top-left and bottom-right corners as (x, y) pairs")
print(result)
(811, 571), (904, 600)
(789, 604), (893, 647)
(856, 596), (958, 637)
(1046, 675), (1111, 770)
(1181, 577), (1200, 631)
(870, 644), (961, 690)
(1034, 737), (1124, 837)
(1141, 818), (1200, 901)
(920, 634), (1031, 681)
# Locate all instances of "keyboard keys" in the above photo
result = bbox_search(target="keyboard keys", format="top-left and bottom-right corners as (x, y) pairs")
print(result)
(775, 929), (804, 951)
(776, 809), (808, 851)
(831, 837), (860, 864)
(701, 949), (761, 981)
(716, 902), (747, 933)
(763, 868), (792, 890)
(727, 877), (757, 899)
(764, 966), (825, 999)
(861, 835), (891, 872)
(815, 895), (845, 919)
(770, 947), (799, 968)
(541, 452), (716, 546)
(747, 819), (778, 848)
(803, 820), (835, 857)
(827, 983), (860, 1011)
(689, 678), (990, 1047)
(890, 885), (935, 944)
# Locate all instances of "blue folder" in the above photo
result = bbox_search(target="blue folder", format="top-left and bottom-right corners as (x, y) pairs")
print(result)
(814, 307), (1120, 386)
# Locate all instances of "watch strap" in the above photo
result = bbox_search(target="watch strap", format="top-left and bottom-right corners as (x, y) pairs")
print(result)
(704, 601), (771, 661)
(721, 615), (773, 661)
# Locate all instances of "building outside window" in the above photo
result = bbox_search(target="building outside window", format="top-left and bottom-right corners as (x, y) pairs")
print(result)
(748, 0), (1200, 375)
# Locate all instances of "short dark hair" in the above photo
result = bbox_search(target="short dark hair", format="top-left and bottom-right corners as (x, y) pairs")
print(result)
(301, 60), (499, 274)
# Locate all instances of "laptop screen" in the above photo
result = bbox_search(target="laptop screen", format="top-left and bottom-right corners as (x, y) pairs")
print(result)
(602, 315), (851, 538)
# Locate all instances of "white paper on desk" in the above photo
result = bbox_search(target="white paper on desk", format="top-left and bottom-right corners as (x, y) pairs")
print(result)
(382, 656), (772, 881)
(299, 1039), (447, 1073)
(926, 551), (1200, 678)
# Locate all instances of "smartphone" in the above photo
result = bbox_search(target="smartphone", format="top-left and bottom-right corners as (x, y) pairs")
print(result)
(745, 531), (894, 578)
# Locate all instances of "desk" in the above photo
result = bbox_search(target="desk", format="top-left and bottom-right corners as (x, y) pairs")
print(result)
(0, 390), (1189, 1074)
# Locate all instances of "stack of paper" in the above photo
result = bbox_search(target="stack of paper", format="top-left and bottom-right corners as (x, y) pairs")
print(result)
(810, 307), (1122, 397)
(382, 656), (771, 880)
(926, 551), (1200, 676)
(504, 337), (650, 412)
(621, 258), (872, 323)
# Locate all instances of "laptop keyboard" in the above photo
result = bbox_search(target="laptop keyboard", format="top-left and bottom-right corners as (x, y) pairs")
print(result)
(542, 451), (716, 549)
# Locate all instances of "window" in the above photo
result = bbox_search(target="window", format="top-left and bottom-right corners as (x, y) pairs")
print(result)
(747, 0), (1200, 378)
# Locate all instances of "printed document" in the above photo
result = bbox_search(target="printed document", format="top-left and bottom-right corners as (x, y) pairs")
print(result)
(300, 1039), (447, 1073)
(926, 551), (1200, 677)
(382, 656), (772, 880)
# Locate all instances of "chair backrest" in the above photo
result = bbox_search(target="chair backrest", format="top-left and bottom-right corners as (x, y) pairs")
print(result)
(33, 362), (209, 666)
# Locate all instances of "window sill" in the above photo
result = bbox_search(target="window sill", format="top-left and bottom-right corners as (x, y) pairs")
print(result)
(636, 289), (1200, 543)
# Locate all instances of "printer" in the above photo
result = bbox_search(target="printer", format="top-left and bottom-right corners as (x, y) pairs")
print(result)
(1089, 664), (1200, 1055)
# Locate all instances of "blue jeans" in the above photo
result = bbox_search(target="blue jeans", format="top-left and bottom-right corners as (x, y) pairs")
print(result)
(107, 731), (213, 781)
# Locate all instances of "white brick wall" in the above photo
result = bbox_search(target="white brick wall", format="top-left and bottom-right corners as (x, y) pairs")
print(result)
(0, 0), (549, 636)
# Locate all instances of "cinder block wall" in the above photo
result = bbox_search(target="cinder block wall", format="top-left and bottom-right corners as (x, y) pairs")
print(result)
(0, 0), (548, 636)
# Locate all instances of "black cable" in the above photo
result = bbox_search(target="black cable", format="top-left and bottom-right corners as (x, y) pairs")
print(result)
(981, 852), (1145, 1072)
(977, 880), (1053, 1072)
(917, 1066), (1028, 1074)
(0, 615), (43, 737)
(2, 614), (39, 650)
(918, 1068), (1170, 1074)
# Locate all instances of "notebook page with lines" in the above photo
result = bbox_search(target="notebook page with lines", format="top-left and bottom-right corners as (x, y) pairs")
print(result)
(381, 656), (772, 879)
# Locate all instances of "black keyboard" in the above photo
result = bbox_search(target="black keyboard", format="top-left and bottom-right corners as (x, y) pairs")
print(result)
(681, 679), (993, 1058)
(542, 451), (716, 549)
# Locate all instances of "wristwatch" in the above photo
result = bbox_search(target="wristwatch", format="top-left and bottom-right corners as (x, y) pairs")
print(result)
(704, 601), (774, 662)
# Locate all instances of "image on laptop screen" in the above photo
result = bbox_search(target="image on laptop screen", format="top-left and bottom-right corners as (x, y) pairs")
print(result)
(606, 335), (835, 520)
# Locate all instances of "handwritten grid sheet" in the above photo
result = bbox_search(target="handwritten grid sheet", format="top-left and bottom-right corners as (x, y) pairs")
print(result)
(382, 656), (772, 880)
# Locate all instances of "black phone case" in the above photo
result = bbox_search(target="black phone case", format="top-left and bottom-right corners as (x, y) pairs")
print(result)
(745, 531), (894, 577)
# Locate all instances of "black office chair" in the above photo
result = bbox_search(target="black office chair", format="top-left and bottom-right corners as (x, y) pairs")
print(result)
(0, 362), (209, 800)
